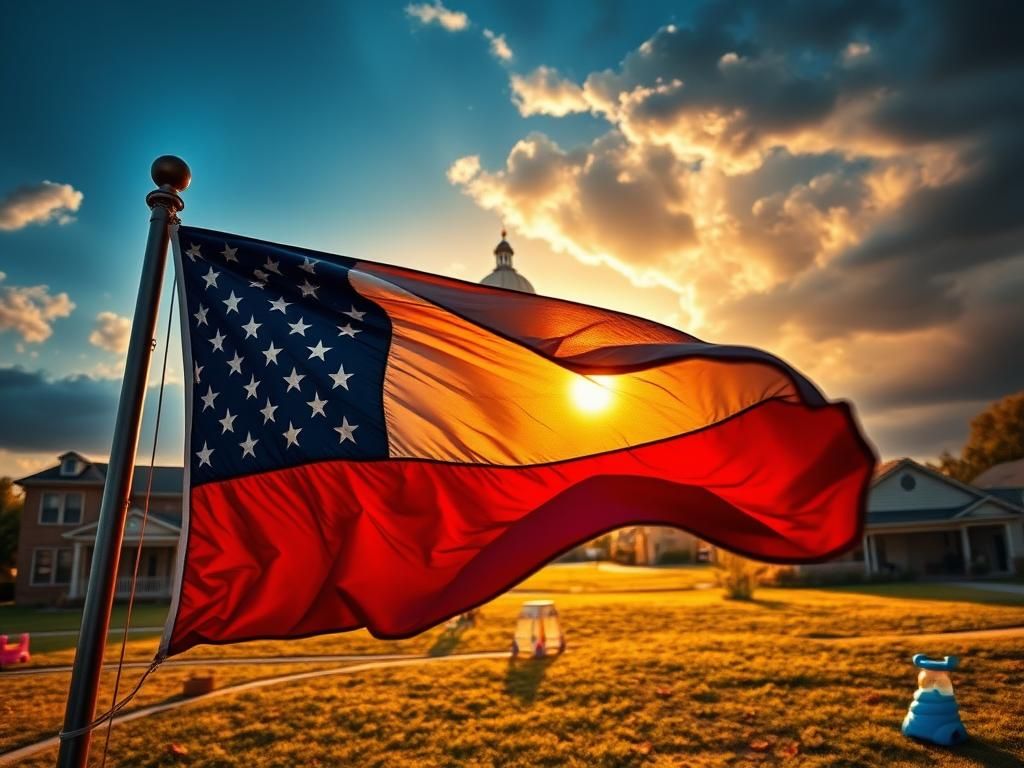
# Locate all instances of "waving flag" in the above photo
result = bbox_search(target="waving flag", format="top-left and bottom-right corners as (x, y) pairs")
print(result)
(160, 225), (874, 656)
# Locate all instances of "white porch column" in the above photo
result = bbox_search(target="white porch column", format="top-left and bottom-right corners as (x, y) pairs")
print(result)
(1005, 522), (1016, 572)
(69, 542), (82, 599)
(960, 527), (972, 576)
(862, 534), (872, 575)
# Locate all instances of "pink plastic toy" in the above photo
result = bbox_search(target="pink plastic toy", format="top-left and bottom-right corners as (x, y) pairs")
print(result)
(0, 634), (31, 668)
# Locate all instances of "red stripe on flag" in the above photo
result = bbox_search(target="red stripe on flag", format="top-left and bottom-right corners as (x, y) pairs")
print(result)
(167, 399), (873, 655)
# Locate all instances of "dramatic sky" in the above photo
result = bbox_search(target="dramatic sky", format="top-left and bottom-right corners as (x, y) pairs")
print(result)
(1, 0), (1022, 477)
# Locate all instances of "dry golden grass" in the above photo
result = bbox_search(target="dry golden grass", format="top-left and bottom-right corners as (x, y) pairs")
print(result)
(2, 568), (1023, 766)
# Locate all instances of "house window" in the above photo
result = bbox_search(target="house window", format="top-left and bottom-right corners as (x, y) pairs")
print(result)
(30, 548), (74, 586)
(61, 457), (79, 476)
(900, 474), (916, 491)
(39, 492), (85, 525)
(40, 493), (62, 524)
(64, 493), (83, 524)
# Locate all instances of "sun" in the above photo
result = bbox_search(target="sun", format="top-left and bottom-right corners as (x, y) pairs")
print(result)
(570, 375), (615, 413)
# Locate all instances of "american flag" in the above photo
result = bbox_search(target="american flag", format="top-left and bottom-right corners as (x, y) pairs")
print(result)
(178, 229), (390, 486)
(163, 224), (872, 657)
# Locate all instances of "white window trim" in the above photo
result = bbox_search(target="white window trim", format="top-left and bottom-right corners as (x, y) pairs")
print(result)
(29, 546), (73, 586)
(38, 492), (85, 525)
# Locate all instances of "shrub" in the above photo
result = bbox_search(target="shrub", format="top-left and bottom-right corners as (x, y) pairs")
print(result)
(714, 550), (768, 599)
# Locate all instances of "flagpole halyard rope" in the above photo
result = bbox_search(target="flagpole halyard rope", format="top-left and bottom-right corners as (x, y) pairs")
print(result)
(90, 275), (176, 763)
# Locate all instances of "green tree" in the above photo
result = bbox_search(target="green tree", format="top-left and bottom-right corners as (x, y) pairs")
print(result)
(934, 392), (1024, 483)
(0, 477), (23, 578)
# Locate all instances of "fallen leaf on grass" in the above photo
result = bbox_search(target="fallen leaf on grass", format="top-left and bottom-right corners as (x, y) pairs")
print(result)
(749, 738), (772, 752)
(636, 741), (653, 755)
(166, 743), (188, 756)
(778, 741), (800, 759)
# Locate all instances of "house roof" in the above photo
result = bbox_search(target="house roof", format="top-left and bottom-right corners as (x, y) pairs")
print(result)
(16, 460), (183, 495)
(870, 457), (1023, 524)
(974, 457), (1024, 489)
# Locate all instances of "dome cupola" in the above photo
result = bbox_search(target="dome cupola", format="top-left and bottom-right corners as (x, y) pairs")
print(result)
(480, 229), (535, 294)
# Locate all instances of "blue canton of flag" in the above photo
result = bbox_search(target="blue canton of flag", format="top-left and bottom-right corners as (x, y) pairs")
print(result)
(175, 226), (391, 486)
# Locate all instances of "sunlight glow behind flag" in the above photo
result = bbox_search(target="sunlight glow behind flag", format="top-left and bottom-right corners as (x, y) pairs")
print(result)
(160, 226), (875, 657)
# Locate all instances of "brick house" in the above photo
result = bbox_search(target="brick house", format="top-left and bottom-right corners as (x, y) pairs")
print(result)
(14, 451), (183, 606)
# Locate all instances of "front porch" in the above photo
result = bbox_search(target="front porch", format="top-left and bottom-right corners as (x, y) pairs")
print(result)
(864, 522), (1016, 578)
(62, 509), (180, 600)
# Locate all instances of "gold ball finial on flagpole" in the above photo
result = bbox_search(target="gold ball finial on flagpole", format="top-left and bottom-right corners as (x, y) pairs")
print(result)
(147, 156), (190, 212)
(151, 155), (191, 191)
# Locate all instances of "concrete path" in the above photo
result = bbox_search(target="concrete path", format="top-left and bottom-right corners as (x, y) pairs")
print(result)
(0, 651), (509, 766)
(941, 581), (1024, 595)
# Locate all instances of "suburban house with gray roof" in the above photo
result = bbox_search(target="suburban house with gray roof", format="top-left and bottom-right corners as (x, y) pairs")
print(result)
(802, 458), (1024, 579)
(14, 451), (183, 606)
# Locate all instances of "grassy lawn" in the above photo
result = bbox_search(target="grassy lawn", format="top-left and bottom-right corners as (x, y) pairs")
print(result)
(826, 582), (1024, 606)
(0, 602), (170, 633)
(514, 562), (714, 592)
(3, 566), (1023, 765)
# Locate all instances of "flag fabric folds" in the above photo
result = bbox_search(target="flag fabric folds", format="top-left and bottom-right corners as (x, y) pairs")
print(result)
(160, 225), (875, 657)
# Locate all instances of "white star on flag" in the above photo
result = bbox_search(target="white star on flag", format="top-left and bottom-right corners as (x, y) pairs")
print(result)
(307, 340), (331, 360)
(186, 243), (202, 261)
(196, 442), (214, 467)
(221, 244), (238, 262)
(239, 432), (258, 458)
(283, 367), (305, 392)
(343, 306), (365, 322)
(243, 374), (260, 399)
(299, 280), (319, 298)
(223, 291), (242, 314)
(262, 341), (282, 366)
(227, 352), (244, 376)
(283, 422), (302, 448)
(337, 323), (360, 338)
(242, 316), (262, 339)
(194, 362), (203, 383)
(264, 257), (282, 275)
(288, 317), (311, 336)
(260, 398), (278, 424)
(269, 296), (290, 314)
(307, 392), (328, 418)
(219, 408), (237, 434)
(209, 329), (226, 352)
(299, 257), (317, 274)
(202, 266), (220, 289)
(334, 417), (358, 444)
(193, 305), (208, 326)
(329, 363), (353, 390)
(201, 386), (219, 411)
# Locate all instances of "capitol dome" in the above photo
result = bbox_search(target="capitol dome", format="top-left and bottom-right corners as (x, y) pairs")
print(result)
(480, 230), (535, 294)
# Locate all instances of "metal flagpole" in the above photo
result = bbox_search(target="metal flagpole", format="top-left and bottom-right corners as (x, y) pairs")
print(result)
(57, 156), (190, 768)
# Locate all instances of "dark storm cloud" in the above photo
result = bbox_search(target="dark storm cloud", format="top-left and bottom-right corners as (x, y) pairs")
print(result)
(457, 0), (1024, 457)
(0, 367), (182, 455)
(745, 0), (904, 50)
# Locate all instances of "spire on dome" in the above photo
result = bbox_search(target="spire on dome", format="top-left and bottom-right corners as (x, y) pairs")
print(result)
(482, 228), (535, 293)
